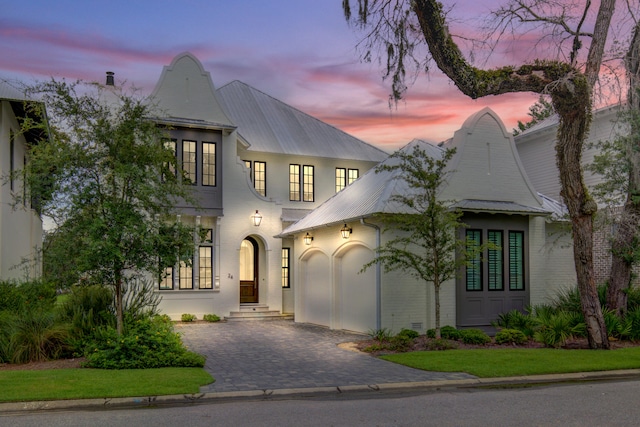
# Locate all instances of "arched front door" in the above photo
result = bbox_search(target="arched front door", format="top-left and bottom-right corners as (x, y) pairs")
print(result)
(239, 237), (259, 303)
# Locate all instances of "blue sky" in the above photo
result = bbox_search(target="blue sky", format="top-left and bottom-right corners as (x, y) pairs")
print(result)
(1, 0), (600, 150)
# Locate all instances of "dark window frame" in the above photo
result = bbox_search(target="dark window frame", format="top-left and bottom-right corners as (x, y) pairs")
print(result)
(465, 229), (482, 291)
(303, 164), (314, 202)
(290, 164), (301, 201)
(182, 140), (197, 185)
(202, 142), (216, 187)
(509, 230), (525, 291)
(487, 230), (504, 291)
(282, 247), (290, 288)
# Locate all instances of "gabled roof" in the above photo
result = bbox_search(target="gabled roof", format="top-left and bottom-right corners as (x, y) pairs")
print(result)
(216, 80), (388, 161)
(0, 79), (30, 101)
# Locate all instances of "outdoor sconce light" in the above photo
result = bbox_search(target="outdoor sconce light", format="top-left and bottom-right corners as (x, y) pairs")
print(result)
(303, 233), (314, 245)
(251, 210), (263, 227)
(340, 224), (352, 239)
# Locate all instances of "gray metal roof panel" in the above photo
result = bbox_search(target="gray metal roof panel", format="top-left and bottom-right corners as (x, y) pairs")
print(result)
(0, 79), (32, 101)
(451, 199), (550, 215)
(216, 81), (388, 161)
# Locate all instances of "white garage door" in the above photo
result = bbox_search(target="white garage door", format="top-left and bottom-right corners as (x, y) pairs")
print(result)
(302, 251), (331, 327)
(339, 245), (376, 333)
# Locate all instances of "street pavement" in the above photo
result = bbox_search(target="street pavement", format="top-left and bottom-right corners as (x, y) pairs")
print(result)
(176, 320), (475, 393)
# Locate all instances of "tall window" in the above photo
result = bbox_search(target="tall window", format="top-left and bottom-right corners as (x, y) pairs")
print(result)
(282, 248), (290, 288)
(182, 140), (197, 184)
(487, 231), (503, 290)
(254, 161), (266, 196)
(163, 140), (177, 180)
(159, 267), (174, 290)
(179, 261), (193, 289)
(335, 168), (346, 193)
(303, 165), (314, 202)
(202, 142), (216, 186)
(290, 164), (301, 201)
(509, 231), (525, 290)
(466, 229), (482, 291)
(199, 247), (213, 289)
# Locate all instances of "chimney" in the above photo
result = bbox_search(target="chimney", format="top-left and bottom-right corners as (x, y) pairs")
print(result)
(106, 71), (115, 86)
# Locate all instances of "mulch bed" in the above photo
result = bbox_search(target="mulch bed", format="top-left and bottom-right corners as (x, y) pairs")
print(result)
(0, 357), (85, 371)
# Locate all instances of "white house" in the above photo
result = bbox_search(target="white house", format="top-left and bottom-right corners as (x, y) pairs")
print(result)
(279, 108), (575, 333)
(148, 52), (388, 320)
(0, 80), (44, 280)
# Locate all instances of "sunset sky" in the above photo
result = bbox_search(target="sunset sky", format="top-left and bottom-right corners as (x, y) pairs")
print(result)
(1, 0), (623, 151)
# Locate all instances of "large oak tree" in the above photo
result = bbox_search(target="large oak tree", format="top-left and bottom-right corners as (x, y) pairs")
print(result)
(343, 0), (617, 348)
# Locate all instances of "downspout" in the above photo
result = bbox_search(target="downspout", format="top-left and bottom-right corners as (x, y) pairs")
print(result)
(361, 218), (381, 330)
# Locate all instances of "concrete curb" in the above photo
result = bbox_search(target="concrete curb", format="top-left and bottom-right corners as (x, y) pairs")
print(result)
(2, 369), (640, 413)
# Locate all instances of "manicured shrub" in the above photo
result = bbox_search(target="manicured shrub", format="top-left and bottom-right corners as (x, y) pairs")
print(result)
(181, 313), (197, 322)
(440, 325), (462, 340)
(389, 335), (412, 351)
(83, 315), (205, 369)
(203, 313), (220, 322)
(495, 328), (528, 345)
(397, 328), (419, 339)
(459, 328), (491, 345)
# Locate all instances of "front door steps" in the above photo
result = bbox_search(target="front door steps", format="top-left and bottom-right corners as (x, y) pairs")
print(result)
(225, 304), (294, 321)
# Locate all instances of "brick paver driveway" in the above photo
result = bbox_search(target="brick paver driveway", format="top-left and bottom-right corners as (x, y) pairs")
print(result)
(177, 320), (475, 393)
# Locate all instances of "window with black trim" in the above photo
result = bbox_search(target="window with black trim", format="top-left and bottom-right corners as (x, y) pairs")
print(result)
(487, 230), (503, 290)
(509, 231), (525, 290)
(202, 142), (216, 186)
(303, 165), (314, 202)
(199, 247), (213, 289)
(159, 266), (174, 290)
(290, 164), (301, 201)
(335, 167), (359, 193)
(179, 261), (193, 289)
(282, 248), (290, 288)
(466, 229), (482, 291)
(182, 140), (197, 184)
(348, 168), (359, 185)
(254, 161), (266, 196)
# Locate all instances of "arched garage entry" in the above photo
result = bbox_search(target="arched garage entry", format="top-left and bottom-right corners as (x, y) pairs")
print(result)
(300, 249), (331, 327)
(335, 243), (376, 333)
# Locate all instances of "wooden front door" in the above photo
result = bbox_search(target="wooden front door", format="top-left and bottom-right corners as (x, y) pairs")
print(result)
(239, 237), (259, 303)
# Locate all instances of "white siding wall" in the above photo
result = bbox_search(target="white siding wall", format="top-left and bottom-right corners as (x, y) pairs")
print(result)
(0, 100), (42, 281)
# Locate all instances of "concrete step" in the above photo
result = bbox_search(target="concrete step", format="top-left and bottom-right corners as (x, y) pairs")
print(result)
(225, 307), (294, 321)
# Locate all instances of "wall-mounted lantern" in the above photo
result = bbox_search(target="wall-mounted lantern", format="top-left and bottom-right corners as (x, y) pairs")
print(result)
(303, 232), (314, 245)
(251, 210), (263, 227)
(340, 224), (352, 239)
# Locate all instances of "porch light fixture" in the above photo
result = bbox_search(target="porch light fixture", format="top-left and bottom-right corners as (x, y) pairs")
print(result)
(340, 224), (352, 239)
(251, 210), (263, 227)
(303, 232), (314, 245)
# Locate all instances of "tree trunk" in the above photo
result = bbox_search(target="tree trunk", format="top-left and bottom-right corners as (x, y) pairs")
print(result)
(116, 277), (124, 336)
(434, 283), (441, 339)
(607, 21), (640, 317)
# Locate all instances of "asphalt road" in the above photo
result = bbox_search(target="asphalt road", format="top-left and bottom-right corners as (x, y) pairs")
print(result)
(2, 378), (639, 426)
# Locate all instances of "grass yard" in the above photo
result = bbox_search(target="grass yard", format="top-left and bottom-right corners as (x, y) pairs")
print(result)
(381, 347), (640, 378)
(0, 367), (213, 402)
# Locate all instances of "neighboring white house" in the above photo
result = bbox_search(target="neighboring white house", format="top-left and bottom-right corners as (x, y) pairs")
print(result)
(514, 105), (626, 284)
(279, 107), (575, 334)
(0, 80), (44, 280)
(147, 52), (388, 320)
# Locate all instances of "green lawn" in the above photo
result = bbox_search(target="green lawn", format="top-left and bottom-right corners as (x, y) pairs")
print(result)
(0, 367), (213, 402)
(381, 347), (640, 378)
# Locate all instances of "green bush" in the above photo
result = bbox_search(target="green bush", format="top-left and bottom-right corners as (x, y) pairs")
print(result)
(427, 325), (461, 339)
(368, 328), (393, 342)
(181, 313), (197, 322)
(492, 309), (536, 338)
(83, 315), (205, 369)
(603, 308), (632, 339)
(0, 279), (56, 313)
(533, 310), (584, 348)
(203, 313), (220, 322)
(495, 328), (528, 345)
(459, 328), (491, 345)
(1, 311), (71, 363)
(625, 306), (640, 340)
(397, 328), (419, 339)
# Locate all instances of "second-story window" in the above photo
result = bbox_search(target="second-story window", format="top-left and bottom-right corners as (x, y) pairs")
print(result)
(290, 164), (301, 201)
(202, 142), (216, 186)
(336, 167), (359, 193)
(254, 161), (266, 196)
(182, 140), (197, 185)
(348, 168), (359, 184)
(303, 165), (314, 202)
